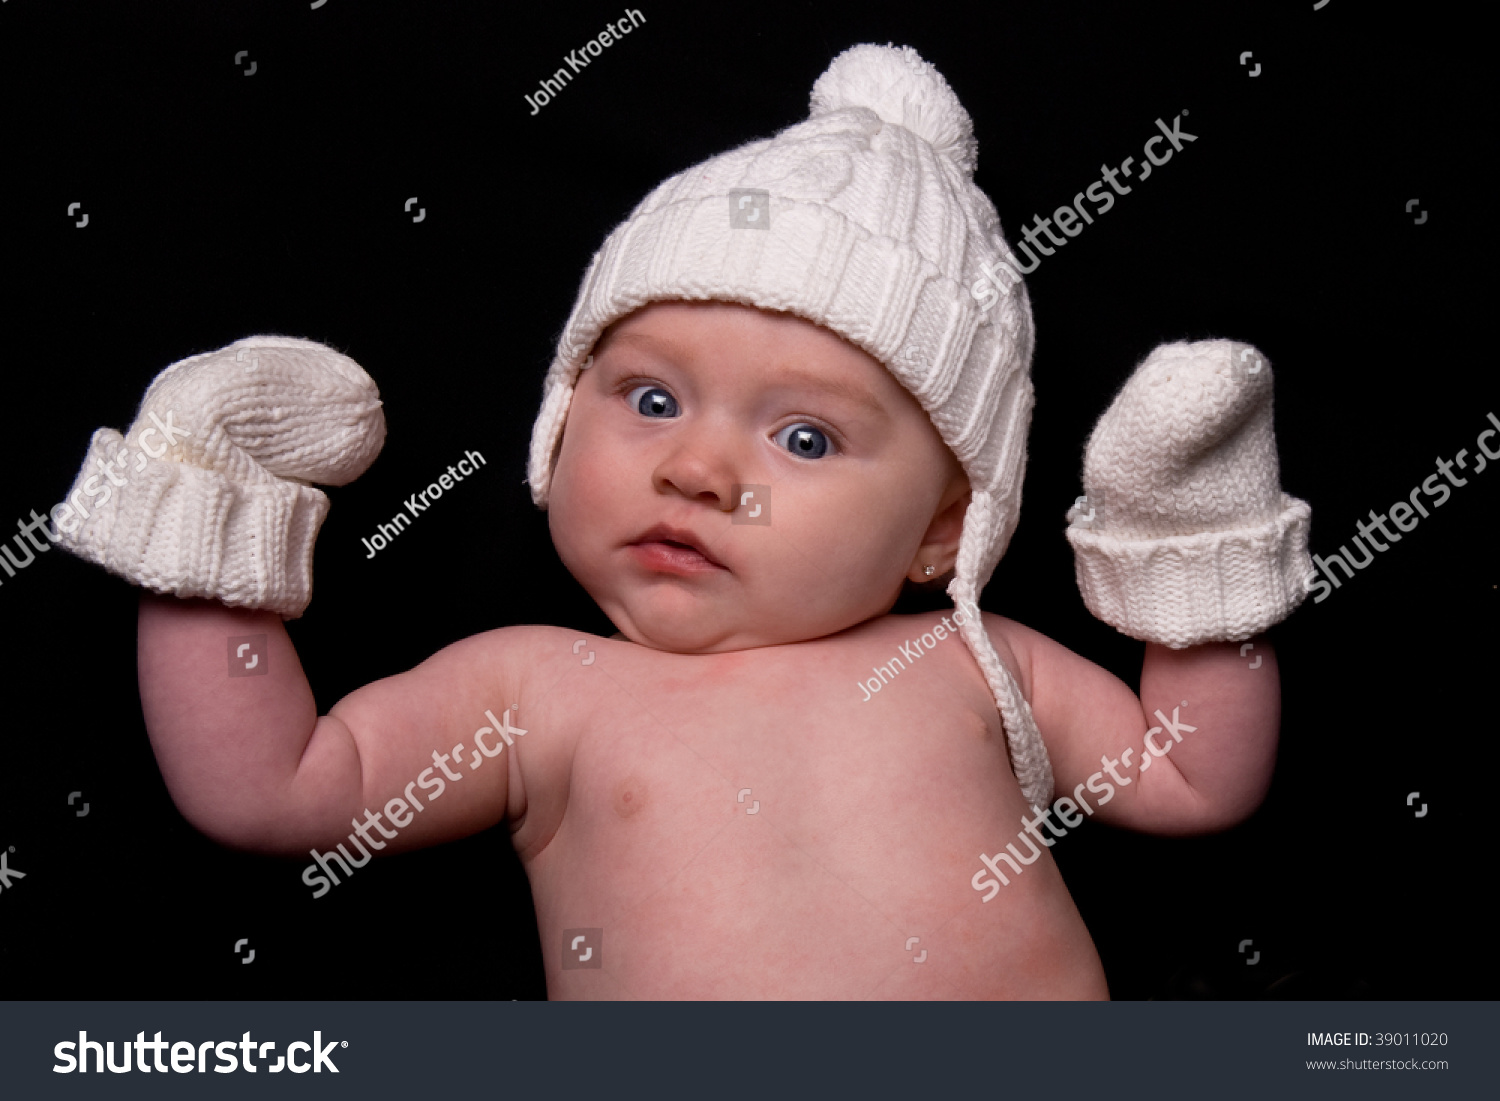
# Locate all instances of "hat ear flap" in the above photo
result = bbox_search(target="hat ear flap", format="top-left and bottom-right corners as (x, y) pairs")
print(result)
(527, 377), (577, 508)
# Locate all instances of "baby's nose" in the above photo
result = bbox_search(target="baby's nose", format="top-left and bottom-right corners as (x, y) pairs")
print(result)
(651, 433), (741, 509)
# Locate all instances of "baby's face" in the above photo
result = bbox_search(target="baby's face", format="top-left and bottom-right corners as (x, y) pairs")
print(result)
(548, 301), (968, 653)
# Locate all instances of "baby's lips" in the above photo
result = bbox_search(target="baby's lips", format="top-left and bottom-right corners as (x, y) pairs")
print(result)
(630, 523), (729, 568)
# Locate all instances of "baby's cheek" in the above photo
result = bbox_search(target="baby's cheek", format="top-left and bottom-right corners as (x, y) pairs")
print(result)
(831, 496), (912, 574)
(768, 504), (892, 616)
(552, 434), (613, 520)
(550, 491), (601, 572)
(545, 463), (587, 551)
(550, 449), (627, 579)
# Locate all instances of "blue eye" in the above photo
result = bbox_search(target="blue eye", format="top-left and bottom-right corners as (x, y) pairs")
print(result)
(775, 423), (831, 459)
(626, 385), (678, 418)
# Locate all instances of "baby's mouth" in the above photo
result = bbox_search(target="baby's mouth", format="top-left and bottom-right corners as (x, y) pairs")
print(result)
(628, 525), (727, 573)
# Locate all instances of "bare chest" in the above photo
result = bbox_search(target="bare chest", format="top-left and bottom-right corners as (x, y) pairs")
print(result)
(520, 623), (1105, 999)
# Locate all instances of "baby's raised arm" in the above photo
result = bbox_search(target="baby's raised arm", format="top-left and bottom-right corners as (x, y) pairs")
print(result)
(52, 335), (536, 861)
(1002, 338), (1314, 834)
(997, 617), (1279, 834)
(138, 594), (532, 858)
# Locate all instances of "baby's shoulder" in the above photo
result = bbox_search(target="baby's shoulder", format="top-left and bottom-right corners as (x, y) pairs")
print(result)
(406, 623), (596, 711)
(854, 606), (1041, 704)
(421, 622), (584, 667)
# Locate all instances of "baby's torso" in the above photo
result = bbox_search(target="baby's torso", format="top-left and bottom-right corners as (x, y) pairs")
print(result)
(511, 613), (1107, 999)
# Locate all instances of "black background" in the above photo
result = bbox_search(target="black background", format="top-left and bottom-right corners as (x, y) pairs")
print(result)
(0, 0), (1493, 1001)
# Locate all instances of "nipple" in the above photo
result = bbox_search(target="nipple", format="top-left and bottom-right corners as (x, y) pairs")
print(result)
(613, 776), (648, 819)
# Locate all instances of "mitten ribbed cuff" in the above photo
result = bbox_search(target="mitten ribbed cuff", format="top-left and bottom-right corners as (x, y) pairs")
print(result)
(55, 428), (330, 619)
(1066, 491), (1313, 648)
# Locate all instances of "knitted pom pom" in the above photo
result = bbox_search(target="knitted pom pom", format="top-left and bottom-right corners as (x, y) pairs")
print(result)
(809, 43), (978, 175)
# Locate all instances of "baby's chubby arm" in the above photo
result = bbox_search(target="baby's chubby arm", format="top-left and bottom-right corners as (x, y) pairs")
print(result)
(52, 335), (563, 859)
(138, 594), (545, 857)
(1012, 338), (1313, 834)
(997, 617), (1278, 835)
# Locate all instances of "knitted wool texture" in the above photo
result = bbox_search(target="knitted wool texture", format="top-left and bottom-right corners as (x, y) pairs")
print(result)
(525, 44), (1057, 810)
(1065, 340), (1314, 647)
(55, 335), (386, 619)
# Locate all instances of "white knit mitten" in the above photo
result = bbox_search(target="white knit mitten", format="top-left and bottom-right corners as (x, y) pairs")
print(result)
(1065, 340), (1313, 648)
(54, 335), (385, 618)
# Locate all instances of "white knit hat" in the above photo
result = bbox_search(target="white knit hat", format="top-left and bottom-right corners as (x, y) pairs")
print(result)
(526, 43), (1054, 810)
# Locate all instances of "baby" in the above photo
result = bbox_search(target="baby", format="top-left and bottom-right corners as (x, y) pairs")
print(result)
(52, 45), (1313, 999)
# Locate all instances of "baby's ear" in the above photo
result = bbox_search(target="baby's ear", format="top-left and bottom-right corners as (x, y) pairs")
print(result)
(905, 565), (955, 588)
(914, 479), (970, 567)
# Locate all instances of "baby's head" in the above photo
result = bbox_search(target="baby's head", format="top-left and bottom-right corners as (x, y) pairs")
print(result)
(545, 298), (970, 652)
(527, 43), (1055, 808)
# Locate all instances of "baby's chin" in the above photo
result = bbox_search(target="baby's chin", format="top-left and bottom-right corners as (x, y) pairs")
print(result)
(611, 617), (789, 655)
(605, 603), (849, 655)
